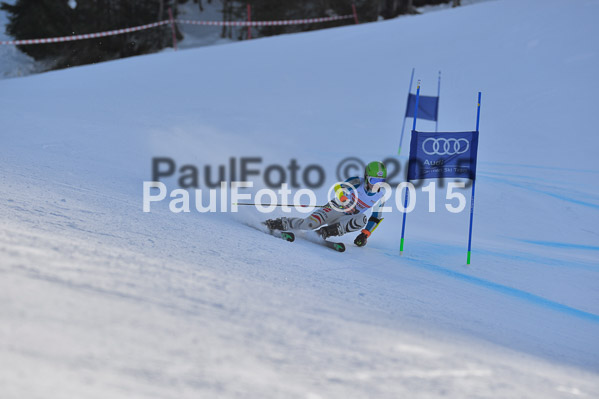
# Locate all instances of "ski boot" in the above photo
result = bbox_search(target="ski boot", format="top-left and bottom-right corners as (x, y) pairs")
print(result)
(316, 223), (343, 239)
(265, 217), (290, 231)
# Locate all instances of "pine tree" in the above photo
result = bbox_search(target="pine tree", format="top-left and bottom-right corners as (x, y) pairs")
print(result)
(1, 0), (75, 60)
(237, 0), (371, 39)
(1, 0), (177, 70)
(378, 0), (452, 19)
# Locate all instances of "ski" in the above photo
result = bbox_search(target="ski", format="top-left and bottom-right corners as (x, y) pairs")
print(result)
(261, 221), (344, 252)
(322, 240), (346, 252)
(278, 231), (295, 242)
(265, 227), (295, 242)
(266, 228), (295, 242)
(292, 234), (345, 252)
(266, 227), (344, 252)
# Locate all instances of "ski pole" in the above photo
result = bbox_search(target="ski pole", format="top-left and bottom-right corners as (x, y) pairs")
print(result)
(232, 203), (326, 208)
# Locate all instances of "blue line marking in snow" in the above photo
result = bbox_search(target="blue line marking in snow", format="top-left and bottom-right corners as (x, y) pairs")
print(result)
(479, 161), (599, 175)
(529, 188), (599, 209)
(521, 240), (599, 252)
(478, 172), (598, 199)
(393, 256), (599, 324)
(474, 247), (598, 272)
(481, 175), (599, 209)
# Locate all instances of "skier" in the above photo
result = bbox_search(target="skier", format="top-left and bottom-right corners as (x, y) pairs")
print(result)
(265, 161), (387, 247)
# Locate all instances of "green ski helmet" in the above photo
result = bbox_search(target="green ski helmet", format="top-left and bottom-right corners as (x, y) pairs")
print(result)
(364, 161), (387, 190)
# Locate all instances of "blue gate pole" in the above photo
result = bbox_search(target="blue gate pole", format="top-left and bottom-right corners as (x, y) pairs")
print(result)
(400, 81), (421, 255)
(467, 92), (482, 265)
(398, 68), (415, 155)
(435, 71), (441, 133)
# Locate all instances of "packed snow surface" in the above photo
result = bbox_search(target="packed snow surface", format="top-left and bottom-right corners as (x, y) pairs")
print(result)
(1, 0), (598, 397)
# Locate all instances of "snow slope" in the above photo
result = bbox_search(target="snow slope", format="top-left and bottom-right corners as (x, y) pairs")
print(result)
(1, 0), (599, 397)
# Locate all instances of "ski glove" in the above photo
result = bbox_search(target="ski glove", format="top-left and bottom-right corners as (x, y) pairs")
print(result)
(334, 183), (350, 204)
(354, 230), (370, 247)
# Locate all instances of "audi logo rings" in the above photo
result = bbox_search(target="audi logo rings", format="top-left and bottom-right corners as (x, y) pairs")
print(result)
(422, 138), (469, 155)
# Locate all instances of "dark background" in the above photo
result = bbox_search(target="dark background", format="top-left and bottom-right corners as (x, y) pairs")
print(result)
(1, 0), (458, 70)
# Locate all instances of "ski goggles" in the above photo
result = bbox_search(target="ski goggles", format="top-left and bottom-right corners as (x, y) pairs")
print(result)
(367, 176), (386, 186)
